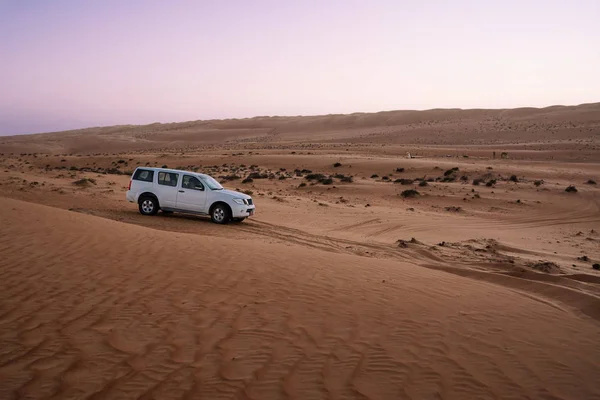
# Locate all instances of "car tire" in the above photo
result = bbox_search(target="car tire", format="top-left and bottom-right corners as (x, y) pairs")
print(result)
(139, 196), (159, 216)
(232, 217), (246, 223)
(211, 203), (231, 224)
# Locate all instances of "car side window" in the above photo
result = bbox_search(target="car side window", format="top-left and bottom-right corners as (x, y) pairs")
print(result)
(132, 169), (154, 182)
(182, 175), (204, 191)
(158, 172), (179, 187)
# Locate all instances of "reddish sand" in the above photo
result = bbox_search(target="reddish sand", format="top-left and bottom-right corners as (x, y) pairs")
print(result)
(1, 104), (599, 399)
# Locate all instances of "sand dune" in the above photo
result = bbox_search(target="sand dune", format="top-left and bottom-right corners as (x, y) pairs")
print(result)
(1, 197), (599, 399)
(1, 102), (599, 154)
(1, 104), (599, 399)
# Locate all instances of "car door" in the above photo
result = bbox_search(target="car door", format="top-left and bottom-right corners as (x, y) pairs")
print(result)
(156, 171), (180, 208)
(176, 175), (208, 213)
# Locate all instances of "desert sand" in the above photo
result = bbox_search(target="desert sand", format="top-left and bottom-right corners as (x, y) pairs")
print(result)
(1, 104), (599, 399)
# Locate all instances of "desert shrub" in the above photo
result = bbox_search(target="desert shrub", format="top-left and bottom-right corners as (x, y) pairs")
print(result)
(486, 179), (497, 187)
(371, 174), (379, 179)
(333, 162), (342, 168)
(221, 175), (240, 181)
(242, 177), (253, 184)
(565, 185), (577, 193)
(400, 178), (414, 185)
(117, 159), (126, 164)
(419, 180), (428, 187)
(248, 172), (269, 179)
(401, 189), (420, 198)
(473, 178), (483, 185)
(243, 190), (253, 195)
(445, 206), (462, 212)
(339, 175), (353, 183)
(509, 175), (518, 182)
(396, 167), (405, 172)
(382, 176), (390, 181)
(442, 176), (456, 182)
(73, 178), (96, 186)
(70, 166), (78, 171)
(460, 175), (468, 181)
(278, 175), (286, 180)
(319, 177), (333, 185)
(586, 179), (597, 185)
(305, 173), (325, 181)
(534, 180), (543, 186)
(593, 264), (600, 270)
(298, 182), (307, 188)
(444, 167), (459, 176)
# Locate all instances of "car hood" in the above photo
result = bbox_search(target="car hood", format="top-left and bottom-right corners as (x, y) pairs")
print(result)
(219, 189), (251, 199)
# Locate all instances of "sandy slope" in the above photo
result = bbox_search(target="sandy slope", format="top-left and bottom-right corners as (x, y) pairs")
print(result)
(1, 197), (599, 400)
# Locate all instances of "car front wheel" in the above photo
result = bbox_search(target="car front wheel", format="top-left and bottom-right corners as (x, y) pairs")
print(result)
(211, 204), (231, 224)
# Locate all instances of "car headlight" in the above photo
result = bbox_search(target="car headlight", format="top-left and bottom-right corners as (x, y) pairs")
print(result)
(233, 198), (246, 205)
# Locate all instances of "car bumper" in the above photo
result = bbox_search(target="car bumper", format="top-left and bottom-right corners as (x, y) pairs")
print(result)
(126, 191), (136, 203)
(232, 204), (256, 218)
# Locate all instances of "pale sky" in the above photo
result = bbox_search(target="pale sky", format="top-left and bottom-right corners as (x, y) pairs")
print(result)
(1, 0), (599, 135)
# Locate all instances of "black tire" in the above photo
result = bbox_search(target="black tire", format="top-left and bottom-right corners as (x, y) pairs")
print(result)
(232, 217), (246, 223)
(138, 196), (159, 216)
(211, 203), (231, 224)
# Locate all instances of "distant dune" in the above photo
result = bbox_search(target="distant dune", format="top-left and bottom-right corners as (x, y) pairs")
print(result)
(1, 103), (599, 154)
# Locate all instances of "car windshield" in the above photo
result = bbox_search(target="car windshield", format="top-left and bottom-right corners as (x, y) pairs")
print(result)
(202, 175), (223, 190)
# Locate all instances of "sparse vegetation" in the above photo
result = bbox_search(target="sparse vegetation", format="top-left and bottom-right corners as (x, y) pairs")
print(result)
(444, 167), (459, 176)
(534, 180), (543, 187)
(395, 167), (405, 172)
(248, 172), (269, 179)
(486, 179), (497, 187)
(419, 180), (428, 187)
(528, 261), (560, 273)
(473, 178), (484, 185)
(242, 177), (253, 184)
(73, 178), (96, 186)
(371, 174), (379, 179)
(565, 185), (578, 193)
(334, 174), (353, 183)
(401, 189), (420, 198)
(305, 173), (325, 181)
(586, 179), (597, 185)
(509, 175), (518, 182)
(333, 162), (342, 168)
(445, 206), (462, 212)
(243, 190), (253, 195)
(298, 182), (307, 188)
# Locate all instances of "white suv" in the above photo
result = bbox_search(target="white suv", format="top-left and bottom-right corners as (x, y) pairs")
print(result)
(126, 167), (255, 224)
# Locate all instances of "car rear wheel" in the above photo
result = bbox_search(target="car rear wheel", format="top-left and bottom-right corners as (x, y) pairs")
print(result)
(211, 204), (231, 224)
(139, 196), (159, 216)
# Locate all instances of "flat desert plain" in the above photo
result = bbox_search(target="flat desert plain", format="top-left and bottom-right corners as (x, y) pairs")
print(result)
(1, 104), (599, 399)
